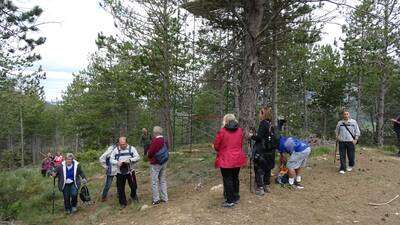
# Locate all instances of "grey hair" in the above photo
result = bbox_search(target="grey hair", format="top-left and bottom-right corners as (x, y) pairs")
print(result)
(153, 126), (163, 135)
(66, 153), (75, 159)
(222, 114), (237, 127)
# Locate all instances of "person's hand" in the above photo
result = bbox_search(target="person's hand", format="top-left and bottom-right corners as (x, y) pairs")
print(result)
(117, 161), (123, 167)
(82, 179), (87, 185)
(353, 140), (358, 145)
(51, 172), (57, 177)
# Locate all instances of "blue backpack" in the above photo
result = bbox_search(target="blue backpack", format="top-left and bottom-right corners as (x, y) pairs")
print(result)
(155, 144), (169, 165)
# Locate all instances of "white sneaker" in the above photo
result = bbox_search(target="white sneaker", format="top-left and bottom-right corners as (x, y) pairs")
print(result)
(296, 176), (302, 183)
(346, 167), (353, 172)
(339, 170), (346, 174)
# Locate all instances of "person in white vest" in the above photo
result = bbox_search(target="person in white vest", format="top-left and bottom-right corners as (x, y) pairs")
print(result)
(52, 153), (87, 214)
(110, 137), (140, 209)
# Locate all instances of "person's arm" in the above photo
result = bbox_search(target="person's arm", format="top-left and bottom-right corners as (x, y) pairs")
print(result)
(354, 120), (361, 140)
(251, 121), (269, 141)
(391, 118), (400, 124)
(147, 139), (160, 158)
(213, 130), (223, 151)
(335, 121), (340, 140)
(99, 147), (112, 169)
(78, 164), (87, 180)
(109, 148), (119, 166)
(128, 147), (140, 163)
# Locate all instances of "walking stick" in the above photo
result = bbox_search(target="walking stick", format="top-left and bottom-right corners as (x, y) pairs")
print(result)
(248, 139), (253, 193)
(52, 176), (56, 214)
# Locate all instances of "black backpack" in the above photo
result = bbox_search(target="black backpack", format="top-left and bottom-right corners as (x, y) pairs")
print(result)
(79, 185), (91, 203)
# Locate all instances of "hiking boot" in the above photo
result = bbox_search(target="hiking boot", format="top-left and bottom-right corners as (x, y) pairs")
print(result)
(101, 197), (107, 202)
(152, 200), (161, 205)
(222, 202), (235, 208)
(346, 167), (353, 172)
(71, 207), (77, 213)
(119, 204), (127, 210)
(65, 210), (71, 215)
(264, 185), (270, 193)
(339, 170), (346, 175)
(233, 196), (240, 204)
(294, 183), (304, 189)
(255, 187), (265, 196)
(160, 199), (168, 204)
(132, 195), (139, 203)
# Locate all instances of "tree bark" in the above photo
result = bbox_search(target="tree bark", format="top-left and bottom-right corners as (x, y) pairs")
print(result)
(240, 0), (265, 134)
(271, 30), (279, 127)
(19, 105), (25, 167)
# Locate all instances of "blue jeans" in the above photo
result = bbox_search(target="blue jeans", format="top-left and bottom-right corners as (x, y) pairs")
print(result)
(63, 183), (78, 212)
(101, 175), (114, 199)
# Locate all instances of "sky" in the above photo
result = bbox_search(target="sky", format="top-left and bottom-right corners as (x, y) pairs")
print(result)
(18, 0), (347, 102)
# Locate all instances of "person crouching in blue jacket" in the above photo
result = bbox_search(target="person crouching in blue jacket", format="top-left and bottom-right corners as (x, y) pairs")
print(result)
(278, 136), (311, 189)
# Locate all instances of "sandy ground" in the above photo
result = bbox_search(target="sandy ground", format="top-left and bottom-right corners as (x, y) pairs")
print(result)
(70, 149), (400, 225)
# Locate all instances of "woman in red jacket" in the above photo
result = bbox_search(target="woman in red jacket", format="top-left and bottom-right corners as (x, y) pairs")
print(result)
(212, 114), (247, 208)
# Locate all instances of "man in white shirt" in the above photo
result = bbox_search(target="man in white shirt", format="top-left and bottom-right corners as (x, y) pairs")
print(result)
(110, 137), (140, 209)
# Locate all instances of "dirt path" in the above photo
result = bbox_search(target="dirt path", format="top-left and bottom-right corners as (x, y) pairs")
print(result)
(73, 149), (400, 225)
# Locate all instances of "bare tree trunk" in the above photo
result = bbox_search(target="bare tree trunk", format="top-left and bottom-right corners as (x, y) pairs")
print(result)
(323, 112), (327, 140)
(377, 74), (387, 146)
(303, 79), (309, 133)
(356, 75), (362, 122)
(240, 0), (265, 134)
(271, 31), (279, 127)
(161, 75), (174, 151)
(19, 105), (24, 167)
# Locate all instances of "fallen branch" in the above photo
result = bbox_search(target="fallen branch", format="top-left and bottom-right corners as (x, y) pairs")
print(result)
(368, 195), (399, 206)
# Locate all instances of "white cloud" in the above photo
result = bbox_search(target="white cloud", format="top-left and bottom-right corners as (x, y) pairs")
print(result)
(15, 0), (117, 101)
(42, 71), (74, 101)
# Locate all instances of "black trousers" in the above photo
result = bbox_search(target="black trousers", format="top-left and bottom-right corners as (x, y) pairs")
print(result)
(339, 141), (355, 171)
(116, 172), (137, 206)
(254, 160), (271, 188)
(220, 168), (240, 204)
(396, 132), (400, 152)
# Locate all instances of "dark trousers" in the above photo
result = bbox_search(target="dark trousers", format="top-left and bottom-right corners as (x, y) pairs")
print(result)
(63, 183), (78, 212)
(396, 132), (400, 152)
(116, 172), (138, 206)
(339, 141), (355, 171)
(101, 175), (114, 199)
(220, 168), (240, 204)
(254, 160), (271, 188)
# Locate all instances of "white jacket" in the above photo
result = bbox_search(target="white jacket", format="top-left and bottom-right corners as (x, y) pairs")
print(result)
(110, 145), (140, 174)
(99, 145), (118, 176)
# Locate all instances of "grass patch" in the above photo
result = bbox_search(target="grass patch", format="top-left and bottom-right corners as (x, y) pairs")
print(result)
(311, 146), (334, 157)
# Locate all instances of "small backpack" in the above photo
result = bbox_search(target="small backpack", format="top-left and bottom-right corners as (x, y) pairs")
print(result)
(79, 185), (91, 202)
(155, 144), (169, 165)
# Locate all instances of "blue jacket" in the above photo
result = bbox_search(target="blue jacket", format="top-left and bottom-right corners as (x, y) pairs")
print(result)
(278, 136), (310, 154)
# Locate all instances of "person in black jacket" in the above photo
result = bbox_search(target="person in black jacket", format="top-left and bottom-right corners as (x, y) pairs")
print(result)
(250, 107), (278, 196)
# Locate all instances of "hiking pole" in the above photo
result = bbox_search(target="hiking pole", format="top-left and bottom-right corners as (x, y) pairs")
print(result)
(248, 138), (253, 193)
(52, 176), (56, 214)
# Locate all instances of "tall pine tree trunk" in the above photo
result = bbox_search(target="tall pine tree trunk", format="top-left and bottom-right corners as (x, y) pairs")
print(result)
(240, 0), (265, 134)
(271, 28), (279, 127)
(377, 73), (387, 146)
(19, 105), (24, 167)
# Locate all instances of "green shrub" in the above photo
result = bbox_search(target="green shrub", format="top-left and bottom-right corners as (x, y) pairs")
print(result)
(383, 145), (398, 153)
(76, 149), (102, 162)
(311, 146), (334, 157)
